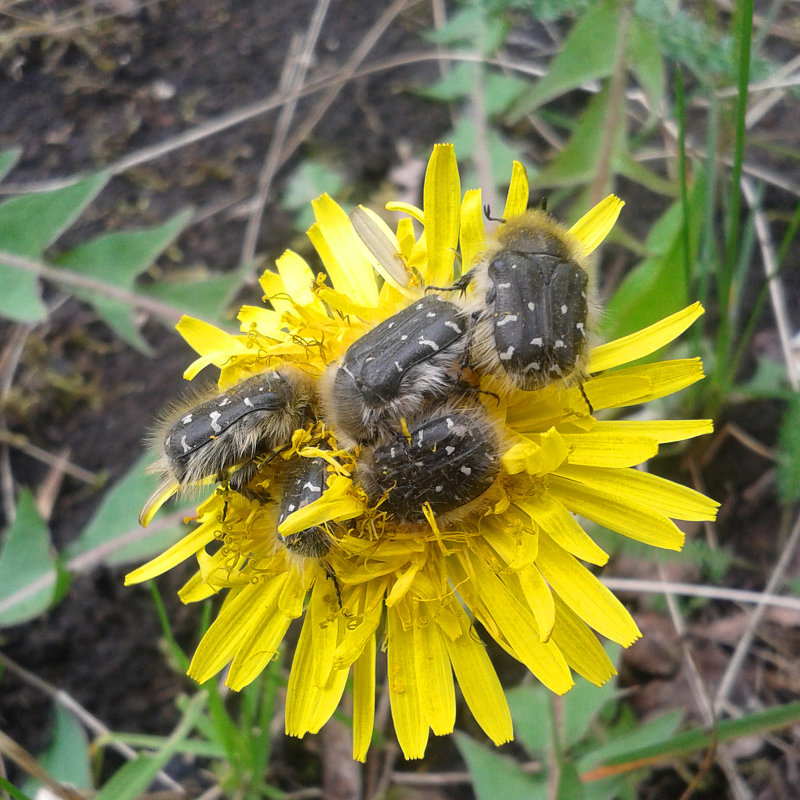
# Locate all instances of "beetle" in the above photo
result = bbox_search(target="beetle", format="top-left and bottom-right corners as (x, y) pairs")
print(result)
(358, 404), (501, 524)
(140, 368), (315, 525)
(276, 452), (334, 558)
(321, 294), (469, 446)
(447, 209), (593, 392)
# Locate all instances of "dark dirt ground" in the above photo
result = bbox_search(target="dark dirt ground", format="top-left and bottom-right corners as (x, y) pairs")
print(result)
(0, 2), (798, 799)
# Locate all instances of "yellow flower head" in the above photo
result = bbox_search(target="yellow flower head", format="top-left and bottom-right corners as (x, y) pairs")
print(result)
(127, 144), (718, 761)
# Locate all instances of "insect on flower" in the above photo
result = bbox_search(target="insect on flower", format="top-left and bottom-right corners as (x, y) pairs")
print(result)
(448, 208), (596, 392)
(140, 368), (316, 526)
(357, 403), (501, 523)
(277, 451), (335, 558)
(321, 294), (469, 446)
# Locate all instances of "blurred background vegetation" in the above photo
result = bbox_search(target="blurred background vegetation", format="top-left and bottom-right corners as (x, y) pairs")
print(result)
(1, 1), (799, 798)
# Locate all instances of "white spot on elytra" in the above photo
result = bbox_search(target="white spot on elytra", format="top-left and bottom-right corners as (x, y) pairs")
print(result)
(416, 303), (424, 310)
(219, 397), (232, 406)
(460, 466), (472, 476)
(400, 334), (408, 341)
(243, 397), (254, 407)
(497, 281), (511, 289)
(418, 338), (439, 351)
(435, 485), (443, 492)
(181, 413), (193, 425)
(180, 435), (190, 453)
(209, 411), (222, 433)
(302, 481), (321, 492)
(496, 314), (518, 327)
(395, 361), (403, 372)
(527, 301), (535, 311)
(445, 446), (455, 455)
(426, 312), (436, 318)
(498, 346), (515, 361)
(555, 339), (566, 348)
(560, 304), (568, 314)
(530, 337), (543, 346)
(445, 417), (454, 429)
(444, 320), (462, 333)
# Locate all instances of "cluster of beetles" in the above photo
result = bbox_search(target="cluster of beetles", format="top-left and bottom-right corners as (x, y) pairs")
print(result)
(145, 208), (593, 562)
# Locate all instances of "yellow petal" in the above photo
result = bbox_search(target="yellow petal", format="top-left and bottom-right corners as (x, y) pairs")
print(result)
(550, 596), (617, 686)
(275, 250), (327, 310)
(517, 494), (608, 566)
(352, 635), (376, 761)
(415, 608), (456, 735)
(556, 464), (719, 522)
(459, 188), (485, 275)
(561, 430), (659, 468)
(537, 532), (641, 646)
(388, 603), (429, 759)
(549, 474), (686, 550)
(178, 571), (217, 603)
(422, 143), (461, 287)
(502, 160), (529, 219)
(386, 201), (424, 223)
(586, 359), (705, 410)
(502, 428), (569, 476)
(188, 582), (266, 683)
(589, 418), (714, 444)
(285, 581), (349, 735)
(226, 579), (289, 690)
(444, 604), (513, 745)
(125, 520), (217, 585)
(309, 194), (379, 306)
(516, 564), (556, 641)
(277, 475), (365, 536)
(462, 553), (573, 694)
(589, 302), (704, 373)
(568, 194), (624, 257)
(334, 580), (386, 668)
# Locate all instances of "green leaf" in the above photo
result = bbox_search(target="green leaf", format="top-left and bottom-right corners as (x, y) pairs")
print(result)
(0, 172), (109, 258)
(95, 692), (206, 800)
(140, 272), (238, 323)
(0, 148), (21, 182)
(54, 210), (191, 351)
(0, 172), (109, 322)
(66, 455), (184, 565)
(0, 491), (59, 626)
(0, 777), (32, 800)
(562, 675), (616, 749)
(603, 175), (706, 341)
(627, 16), (665, 114)
(584, 701), (800, 772)
(509, 1), (623, 118)
(280, 159), (346, 230)
(455, 732), (547, 800)
(448, 113), (528, 191)
(507, 684), (551, 754)
(0, 267), (46, 322)
(578, 709), (683, 769)
(425, 6), (508, 53)
(25, 705), (92, 795)
(533, 86), (625, 189)
(558, 762), (584, 800)
(777, 392), (800, 503)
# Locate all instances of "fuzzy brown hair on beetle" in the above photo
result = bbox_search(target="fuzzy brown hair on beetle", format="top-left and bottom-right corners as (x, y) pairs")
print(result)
(441, 209), (597, 394)
(140, 367), (316, 526)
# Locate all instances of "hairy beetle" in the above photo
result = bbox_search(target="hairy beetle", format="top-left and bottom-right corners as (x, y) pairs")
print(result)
(358, 405), (500, 524)
(322, 294), (469, 446)
(140, 368), (315, 525)
(451, 209), (593, 392)
(276, 452), (334, 558)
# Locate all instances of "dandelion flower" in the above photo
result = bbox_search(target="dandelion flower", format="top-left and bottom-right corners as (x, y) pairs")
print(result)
(127, 144), (719, 760)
